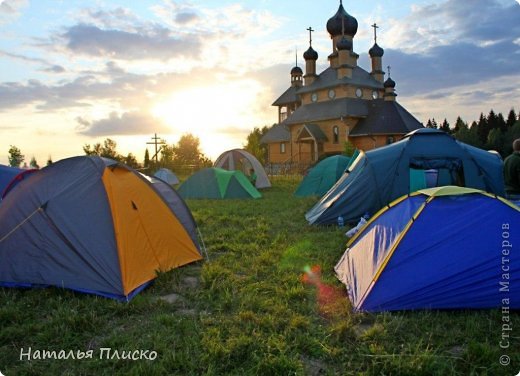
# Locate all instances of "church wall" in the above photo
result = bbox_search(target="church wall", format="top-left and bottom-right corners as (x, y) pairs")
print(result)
(267, 142), (289, 163)
(349, 134), (405, 151)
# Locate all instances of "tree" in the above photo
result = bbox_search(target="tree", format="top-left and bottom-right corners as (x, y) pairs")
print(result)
(454, 121), (480, 147)
(46, 156), (53, 166)
(487, 109), (499, 131)
(243, 126), (270, 164)
(506, 109), (517, 129)
(486, 128), (504, 155)
(344, 140), (356, 157)
(29, 156), (40, 169)
(8, 145), (24, 167)
(144, 149), (150, 168)
(476, 113), (489, 146)
(440, 118), (450, 133)
(173, 134), (208, 166)
(453, 116), (466, 134)
(503, 121), (520, 156)
(123, 153), (139, 169)
(83, 138), (122, 161)
(426, 119), (438, 129)
(159, 144), (175, 168)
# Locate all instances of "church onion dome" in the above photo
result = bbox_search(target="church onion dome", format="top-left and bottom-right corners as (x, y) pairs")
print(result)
(326, 2), (358, 37)
(303, 46), (318, 60)
(291, 66), (303, 75)
(384, 76), (396, 88)
(336, 36), (352, 51)
(369, 43), (384, 57)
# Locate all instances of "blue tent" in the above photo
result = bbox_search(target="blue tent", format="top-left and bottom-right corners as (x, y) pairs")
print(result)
(154, 168), (179, 185)
(0, 165), (23, 198)
(306, 129), (505, 224)
(335, 186), (520, 311)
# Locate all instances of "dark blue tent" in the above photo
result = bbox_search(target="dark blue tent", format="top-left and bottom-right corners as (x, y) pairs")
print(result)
(335, 186), (520, 311)
(0, 165), (23, 198)
(306, 129), (505, 224)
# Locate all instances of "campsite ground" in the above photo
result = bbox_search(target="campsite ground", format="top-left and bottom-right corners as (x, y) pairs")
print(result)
(0, 177), (518, 375)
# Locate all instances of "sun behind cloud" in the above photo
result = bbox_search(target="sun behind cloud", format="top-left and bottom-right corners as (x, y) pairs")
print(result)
(151, 79), (272, 158)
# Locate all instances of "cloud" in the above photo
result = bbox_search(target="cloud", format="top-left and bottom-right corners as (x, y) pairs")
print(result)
(0, 50), (65, 74)
(385, 0), (520, 52)
(76, 111), (170, 137)
(359, 0), (520, 97)
(60, 23), (200, 61)
(0, 0), (27, 24)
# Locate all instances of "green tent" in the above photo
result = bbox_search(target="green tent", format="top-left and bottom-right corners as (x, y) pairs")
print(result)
(295, 154), (354, 197)
(178, 167), (261, 199)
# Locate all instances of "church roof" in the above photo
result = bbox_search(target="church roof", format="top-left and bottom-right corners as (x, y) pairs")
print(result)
(284, 97), (368, 125)
(272, 86), (300, 106)
(297, 66), (383, 94)
(296, 124), (328, 142)
(349, 99), (423, 136)
(260, 124), (291, 143)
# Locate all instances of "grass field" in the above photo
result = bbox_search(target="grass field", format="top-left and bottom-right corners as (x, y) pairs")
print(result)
(1, 177), (518, 375)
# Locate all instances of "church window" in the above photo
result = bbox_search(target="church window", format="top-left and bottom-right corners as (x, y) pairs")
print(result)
(280, 142), (286, 153)
(333, 126), (339, 144)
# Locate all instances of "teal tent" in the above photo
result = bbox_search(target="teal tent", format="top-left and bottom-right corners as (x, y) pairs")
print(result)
(178, 167), (261, 199)
(294, 155), (350, 197)
(306, 129), (505, 225)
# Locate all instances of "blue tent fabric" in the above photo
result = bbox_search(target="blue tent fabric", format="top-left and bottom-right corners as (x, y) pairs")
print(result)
(0, 165), (23, 198)
(154, 168), (180, 185)
(306, 129), (506, 224)
(0, 157), (123, 297)
(335, 188), (520, 311)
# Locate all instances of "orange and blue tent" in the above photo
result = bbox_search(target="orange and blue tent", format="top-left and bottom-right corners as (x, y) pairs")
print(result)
(335, 186), (520, 311)
(0, 156), (202, 300)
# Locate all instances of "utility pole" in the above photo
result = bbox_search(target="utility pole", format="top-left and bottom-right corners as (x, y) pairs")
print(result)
(146, 133), (166, 163)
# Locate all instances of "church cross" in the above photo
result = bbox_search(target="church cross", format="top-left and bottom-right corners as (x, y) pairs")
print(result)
(371, 23), (379, 43)
(307, 26), (314, 46)
(146, 133), (166, 163)
(387, 65), (391, 77)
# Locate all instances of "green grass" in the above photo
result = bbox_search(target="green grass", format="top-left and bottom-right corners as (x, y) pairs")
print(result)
(1, 177), (518, 375)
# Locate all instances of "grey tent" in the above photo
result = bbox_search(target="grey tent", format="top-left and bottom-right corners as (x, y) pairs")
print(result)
(306, 128), (506, 225)
(0, 156), (202, 300)
(214, 149), (271, 189)
(153, 168), (179, 185)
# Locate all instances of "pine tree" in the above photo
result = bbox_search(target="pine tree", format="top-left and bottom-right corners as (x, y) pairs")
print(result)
(440, 119), (450, 133)
(506, 109), (517, 129)
(476, 113), (489, 145)
(29, 156), (40, 169)
(454, 117), (466, 133)
(425, 118), (438, 129)
(144, 149), (150, 168)
(497, 112), (507, 133)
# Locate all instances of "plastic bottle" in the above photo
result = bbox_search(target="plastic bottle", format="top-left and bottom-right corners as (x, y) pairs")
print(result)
(337, 216), (344, 227)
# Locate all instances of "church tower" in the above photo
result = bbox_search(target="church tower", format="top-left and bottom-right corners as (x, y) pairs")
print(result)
(326, 0), (358, 69)
(303, 27), (318, 86)
(369, 23), (385, 83)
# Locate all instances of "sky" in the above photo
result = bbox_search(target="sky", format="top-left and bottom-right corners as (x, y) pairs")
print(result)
(0, 0), (519, 165)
